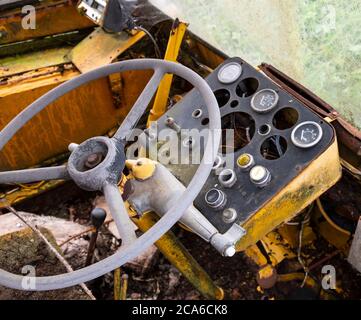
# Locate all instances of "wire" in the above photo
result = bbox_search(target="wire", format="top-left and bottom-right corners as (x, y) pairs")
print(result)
(134, 26), (162, 59)
(271, 135), (284, 157)
(285, 203), (313, 226)
(297, 209), (312, 288)
(298, 218), (309, 288)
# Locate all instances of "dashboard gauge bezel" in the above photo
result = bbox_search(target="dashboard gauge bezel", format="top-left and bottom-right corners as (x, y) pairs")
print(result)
(291, 121), (323, 148)
(217, 62), (243, 84)
(250, 88), (279, 113)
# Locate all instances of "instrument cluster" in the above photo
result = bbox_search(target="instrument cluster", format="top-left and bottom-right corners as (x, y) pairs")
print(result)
(145, 57), (335, 233)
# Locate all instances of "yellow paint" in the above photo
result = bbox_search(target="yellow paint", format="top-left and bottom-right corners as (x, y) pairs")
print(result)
(125, 158), (156, 181)
(133, 211), (224, 300)
(0, 65), (120, 170)
(278, 221), (316, 249)
(312, 203), (351, 251)
(236, 139), (341, 252)
(0, 0), (94, 45)
(245, 244), (268, 266)
(278, 273), (343, 298)
(120, 274), (129, 300)
(277, 273), (318, 290)
(115, 69), (155, 119)
(69, 28), (146, 73)
(245, 230), (296, 266)
(114, 268), (128, 300)
(259, 264), (275, 279)
(0, 48), (71, 78)
(113, 268), (122, 300)
(0, 59), (153, 171)
(0, 180), (65, 208)
(192, 40), (225, 70)
(316, 198), (351, 236)
(147, 22), (188, 125)
(318, 222), (350, 251)
(263, 232), (296, 264)
(0, 66), (79, 96)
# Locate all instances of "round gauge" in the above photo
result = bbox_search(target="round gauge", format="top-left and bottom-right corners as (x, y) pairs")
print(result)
(291, 121), (323, 148)
(251, 88), (279, 113)
(217, 62), (243, 84)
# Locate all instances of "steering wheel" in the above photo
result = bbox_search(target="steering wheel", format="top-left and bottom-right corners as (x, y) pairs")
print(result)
(0, 59), (221, 291)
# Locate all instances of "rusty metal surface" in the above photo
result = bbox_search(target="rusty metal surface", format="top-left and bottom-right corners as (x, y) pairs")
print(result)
(68, 28), (146, 73)
(0, 29), (90, 59)
(115, 69), (155, 117)
(0, 47), (71, 77)
(0, 64), (78, 95)
(0, 65), (120, 170)
(0, 0), (39, 11)
(0, 0), (94, 45)
(0, 64), (154, 170)
(0, 180), (65, 208)
(236, 140), (341, 252)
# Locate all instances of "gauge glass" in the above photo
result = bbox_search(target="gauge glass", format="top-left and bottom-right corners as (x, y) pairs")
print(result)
(291, 121), (323, 148)
(217, 62), (243, 84)
(250, 165), (267, 183)
(251, 88), (279, 113)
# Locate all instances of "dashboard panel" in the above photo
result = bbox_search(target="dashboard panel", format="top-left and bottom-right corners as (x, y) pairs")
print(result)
(140, 57), (335, 234)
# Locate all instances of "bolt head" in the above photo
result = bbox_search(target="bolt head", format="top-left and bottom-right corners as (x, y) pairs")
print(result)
(85, 153), (103, 169)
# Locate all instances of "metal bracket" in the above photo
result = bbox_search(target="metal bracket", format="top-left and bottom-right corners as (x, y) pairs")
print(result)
(147, 20), (188, 126)
(68, 27), (145, 73)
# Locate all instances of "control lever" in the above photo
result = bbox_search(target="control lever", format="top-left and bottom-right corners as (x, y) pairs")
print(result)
(85, 208), (107, 266)
(126, 159), (246, 257)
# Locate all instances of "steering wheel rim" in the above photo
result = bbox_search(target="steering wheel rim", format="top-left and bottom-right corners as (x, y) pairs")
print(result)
(0, 59), (221, 291)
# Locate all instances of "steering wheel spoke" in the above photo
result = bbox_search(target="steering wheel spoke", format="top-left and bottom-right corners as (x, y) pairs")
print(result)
(0, 59), (221, 291)
(113, 67), (165, 142)
(0, 165), (70, 184)
(103, 182), (137, 246)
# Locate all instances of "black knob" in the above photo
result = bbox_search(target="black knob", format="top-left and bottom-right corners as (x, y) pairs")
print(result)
(91, 208), (107, 229)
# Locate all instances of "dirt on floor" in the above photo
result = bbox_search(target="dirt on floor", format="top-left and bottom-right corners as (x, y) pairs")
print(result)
(0, 181), (359, 300)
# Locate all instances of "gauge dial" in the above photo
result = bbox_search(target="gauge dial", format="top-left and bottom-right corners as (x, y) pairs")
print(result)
(291, 121), (323, 148)
(217, 62), (243, 84)
(251, 88), (279, 113)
